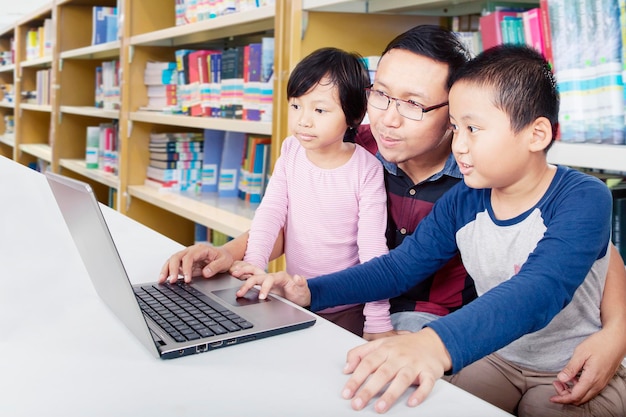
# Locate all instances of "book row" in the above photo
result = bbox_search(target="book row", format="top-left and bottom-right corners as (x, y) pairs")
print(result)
(475, 1), (626, 146)
(145, 130), (271, 203)
(95, 59), (121, 110)
(175, 0), (276, 26)
(143, 38), (274, 122)
(85, 123), (119, 174)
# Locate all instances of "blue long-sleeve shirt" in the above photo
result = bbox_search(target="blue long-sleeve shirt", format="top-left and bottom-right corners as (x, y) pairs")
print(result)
(309, 166), (611, 373)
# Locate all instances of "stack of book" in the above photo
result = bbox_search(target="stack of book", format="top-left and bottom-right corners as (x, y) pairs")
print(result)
(145, 132), (204, 192)
(142, 61), (178, 111)
(95, 60), (120, 110)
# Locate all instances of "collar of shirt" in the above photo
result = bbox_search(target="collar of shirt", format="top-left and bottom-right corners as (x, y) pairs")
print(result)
(377, 152), (461, 182)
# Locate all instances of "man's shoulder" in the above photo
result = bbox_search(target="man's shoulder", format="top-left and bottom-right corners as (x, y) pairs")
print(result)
(355, 125), (378, 155)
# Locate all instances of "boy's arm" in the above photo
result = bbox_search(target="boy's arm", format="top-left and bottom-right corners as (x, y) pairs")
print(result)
(551, 243), (626, 405)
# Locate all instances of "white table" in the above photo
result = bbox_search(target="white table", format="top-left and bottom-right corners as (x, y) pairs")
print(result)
(0, 156), (512, 416)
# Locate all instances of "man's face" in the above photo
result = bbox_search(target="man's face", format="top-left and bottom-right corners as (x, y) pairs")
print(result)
(368, 49), (452, 166)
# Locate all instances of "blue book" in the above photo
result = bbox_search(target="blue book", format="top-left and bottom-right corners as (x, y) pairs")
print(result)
(92, 7), (116, 45)
(218, 132), (246, 197)
(248, 142), (271, 203)
(201, 129), (226, 192)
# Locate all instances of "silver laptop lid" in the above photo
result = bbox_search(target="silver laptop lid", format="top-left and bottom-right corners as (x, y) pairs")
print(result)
(45, 171), (161, 357)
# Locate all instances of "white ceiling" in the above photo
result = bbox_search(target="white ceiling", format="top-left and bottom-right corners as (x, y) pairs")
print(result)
(0, 0), (52, 31)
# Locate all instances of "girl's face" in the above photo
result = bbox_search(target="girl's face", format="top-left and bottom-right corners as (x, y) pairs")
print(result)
(287, 77), (349, 155)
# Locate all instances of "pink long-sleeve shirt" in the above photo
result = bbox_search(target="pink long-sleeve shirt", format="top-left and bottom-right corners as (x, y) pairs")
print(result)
(244, 135), (390, 328)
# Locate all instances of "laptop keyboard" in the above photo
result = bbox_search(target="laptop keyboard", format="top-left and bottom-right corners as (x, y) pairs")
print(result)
(134, 282), (254, 343)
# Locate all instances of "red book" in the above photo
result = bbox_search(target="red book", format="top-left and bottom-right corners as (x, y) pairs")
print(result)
(539, 0), (555, 71)
(479, 10), (519, 50)
(522, 8), (544, 55)
(187, 50), (213, 116)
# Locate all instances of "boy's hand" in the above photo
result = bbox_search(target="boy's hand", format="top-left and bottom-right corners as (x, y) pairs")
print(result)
(363, 330), (409, 342)
(159, 244), (234, 284)
(236, 272), (311, 305)
(342, 328), (451, 413)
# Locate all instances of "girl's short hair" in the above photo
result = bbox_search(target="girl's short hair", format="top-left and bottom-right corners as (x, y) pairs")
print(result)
(287, 47), (370, 140)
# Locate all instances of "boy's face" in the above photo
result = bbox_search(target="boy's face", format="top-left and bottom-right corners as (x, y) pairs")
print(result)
(288, 77), (349, 154)
(368, 49), (452, 166)
(449, 81), (531, 190)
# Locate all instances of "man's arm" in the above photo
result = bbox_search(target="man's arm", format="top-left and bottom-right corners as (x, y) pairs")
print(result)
(551, 243), (626, 405)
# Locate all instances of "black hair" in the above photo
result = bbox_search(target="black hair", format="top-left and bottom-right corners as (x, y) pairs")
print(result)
(287, 47), (370, 142)
(449, 44), (559, 147)
(381, 24), (471, 89)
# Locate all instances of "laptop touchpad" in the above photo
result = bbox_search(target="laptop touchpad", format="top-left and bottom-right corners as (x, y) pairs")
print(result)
(213, 287), (269, 307)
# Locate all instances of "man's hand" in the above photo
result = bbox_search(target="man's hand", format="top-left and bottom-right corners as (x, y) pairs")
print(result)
(158, 243), (234, 284)
(342, 328), (451, 413)
(551, 328), (624, 405)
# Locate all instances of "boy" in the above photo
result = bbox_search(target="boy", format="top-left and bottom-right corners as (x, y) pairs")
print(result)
(236, 44), (626, 416)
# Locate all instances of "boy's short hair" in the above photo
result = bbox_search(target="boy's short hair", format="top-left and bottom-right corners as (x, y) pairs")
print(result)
(287, 47), (370, 138)
(382, 24), (471, 89)
(450, 44), (560, 143)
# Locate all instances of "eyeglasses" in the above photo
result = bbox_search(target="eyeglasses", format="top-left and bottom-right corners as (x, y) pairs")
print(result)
(365, 87), (448, 121)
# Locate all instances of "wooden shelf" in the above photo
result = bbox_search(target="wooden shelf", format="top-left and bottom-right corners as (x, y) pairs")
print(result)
(0, 101), (15, 109)
(129, 5), (275, 47)
(59, 158), (120, 189)
(60, 106), (120, 119)
(59, 41), (121, 60)
(20, 56), (53, 68)
(19, 103), (52, 112)
(19, 143), (51, 161)
(128, 185), (256, 238)
(0, 133), (15, 147)
(0, 64), (15, 73)
(302, 0), (534, 15)
(548, 142), (626, 173)
(130, 111), (272, 135)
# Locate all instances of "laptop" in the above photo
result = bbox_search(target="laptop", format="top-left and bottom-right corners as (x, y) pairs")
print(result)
(45, 171), (316, 359)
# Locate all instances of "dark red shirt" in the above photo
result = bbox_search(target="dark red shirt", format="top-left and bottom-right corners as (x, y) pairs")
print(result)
(356, 125), (477, 316)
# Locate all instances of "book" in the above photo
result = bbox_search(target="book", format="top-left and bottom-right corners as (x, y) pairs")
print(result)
(247, 141), (271, 203)
(220, 47), (245, 119)
(243, 42), (263, 121)
(479, 10), (519, 50)
(148, 141), (202, 152)
(187, 50), (214, 116)
(149, 150), (203, 162)
(539, 0), (555, 70)
(85, 126), (100, 169)
(611, 184), (626, 260)
(92, 7), (116, 45)
(521, 8), (545, 55)
(218, 131), (246, 197)
(149, 159), (203, 170)
(201, 129), (226, 192)
(238, 134), (271, 201)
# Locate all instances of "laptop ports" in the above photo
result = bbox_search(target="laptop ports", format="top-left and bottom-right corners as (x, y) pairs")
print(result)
(196, 343), (209, 353)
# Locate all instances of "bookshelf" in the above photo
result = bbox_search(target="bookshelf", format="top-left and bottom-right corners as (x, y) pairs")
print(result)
(13, 3), (53, 170)
(3, 0), (625, 249)
(0, 24), (15, 160)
